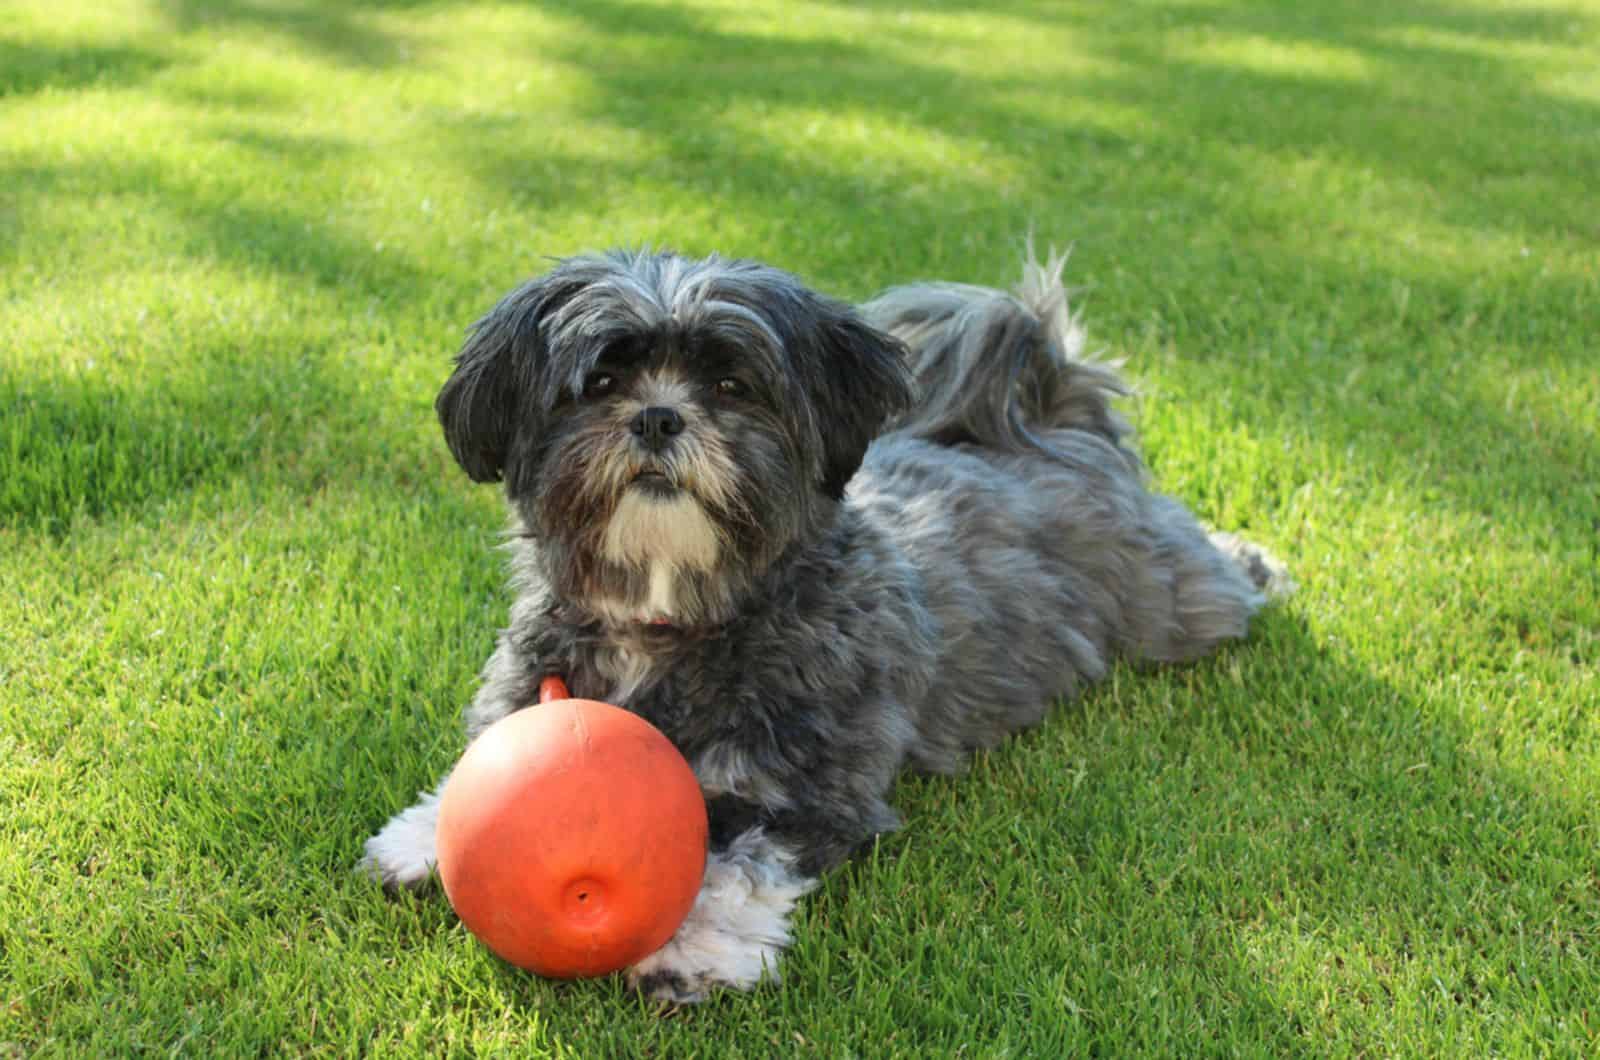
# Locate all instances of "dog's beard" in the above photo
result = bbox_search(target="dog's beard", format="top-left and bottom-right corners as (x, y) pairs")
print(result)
(597, 490), (722, 625)
(601, 491), (722, 570)
(527, 402), (785, 631)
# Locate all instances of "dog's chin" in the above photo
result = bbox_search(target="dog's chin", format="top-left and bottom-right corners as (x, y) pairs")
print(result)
(629, 470), (679, 500)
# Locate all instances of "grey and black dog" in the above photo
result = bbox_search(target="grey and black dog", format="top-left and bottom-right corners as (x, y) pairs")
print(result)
(361, 248), (1288, 1002)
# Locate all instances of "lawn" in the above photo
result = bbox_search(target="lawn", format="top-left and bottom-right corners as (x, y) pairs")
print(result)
(3, 0), (1598, 1054)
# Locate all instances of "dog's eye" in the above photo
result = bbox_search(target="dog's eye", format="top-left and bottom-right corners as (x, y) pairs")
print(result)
(583, 372), (617, 399)
(715, 378), (747, 399)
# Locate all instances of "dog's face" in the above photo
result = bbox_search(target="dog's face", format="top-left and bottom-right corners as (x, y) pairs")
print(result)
(435, 251), (911, 629)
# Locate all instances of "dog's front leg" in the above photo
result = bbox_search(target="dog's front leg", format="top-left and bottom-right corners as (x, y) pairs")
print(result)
(626, 826), (818, 1003)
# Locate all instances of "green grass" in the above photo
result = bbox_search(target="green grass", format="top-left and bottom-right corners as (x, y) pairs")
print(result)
(3, 0), (1598, 1054)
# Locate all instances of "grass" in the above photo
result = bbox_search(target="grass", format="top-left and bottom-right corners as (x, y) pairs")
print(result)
(3, 0), (1597, 1054)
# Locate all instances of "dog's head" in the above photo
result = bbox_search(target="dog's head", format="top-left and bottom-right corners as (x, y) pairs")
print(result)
(436, 250), (911, 628)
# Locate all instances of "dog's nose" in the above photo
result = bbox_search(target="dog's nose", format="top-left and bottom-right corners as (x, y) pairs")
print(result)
(631, 406), (685, 451)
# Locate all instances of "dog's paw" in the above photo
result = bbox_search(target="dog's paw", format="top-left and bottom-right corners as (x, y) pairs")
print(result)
(357, 789), (444, 891)
(355, 843), (433, 892)
(1209, 530), (1295, 600)
(624, 915), (788, 1003)
(625, 828), (815, 1004)
(629, 968), (712, 1006)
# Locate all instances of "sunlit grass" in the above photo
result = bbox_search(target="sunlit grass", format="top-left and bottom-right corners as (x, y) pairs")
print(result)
(4, 0), (1598, 1054)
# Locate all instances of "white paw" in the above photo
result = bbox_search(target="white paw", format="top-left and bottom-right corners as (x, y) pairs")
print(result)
(357, 782), (446, 890)
(626, 829), (815, 1003)
(1209, 530), (1295, 600)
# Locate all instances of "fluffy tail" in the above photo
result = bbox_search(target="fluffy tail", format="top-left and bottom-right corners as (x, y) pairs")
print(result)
(862, 250), (1137, 468)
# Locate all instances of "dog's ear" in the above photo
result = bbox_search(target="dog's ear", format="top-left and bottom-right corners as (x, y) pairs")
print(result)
(435, 279), (558, 483)
(806, 302), (914, 499)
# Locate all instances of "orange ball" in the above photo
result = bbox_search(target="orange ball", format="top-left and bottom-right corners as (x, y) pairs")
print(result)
(435, 696), (708, 978)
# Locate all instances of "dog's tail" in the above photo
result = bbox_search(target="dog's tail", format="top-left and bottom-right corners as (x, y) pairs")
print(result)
(862, 249), (1137, 468)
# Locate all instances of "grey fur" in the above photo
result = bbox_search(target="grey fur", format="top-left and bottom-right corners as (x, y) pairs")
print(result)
(361, 248), (1286, 1001)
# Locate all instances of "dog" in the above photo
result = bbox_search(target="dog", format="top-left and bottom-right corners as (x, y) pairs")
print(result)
(360, 248), (1288, 1003)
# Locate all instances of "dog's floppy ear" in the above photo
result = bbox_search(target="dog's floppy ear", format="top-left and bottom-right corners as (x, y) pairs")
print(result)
(435, 279), (556, 483)
(806, 302), (914, 499)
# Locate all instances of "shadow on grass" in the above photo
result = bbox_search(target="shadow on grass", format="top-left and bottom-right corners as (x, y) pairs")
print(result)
(0, 341), (426, 535)
(536, 0), (1600, 247)
(0, 145), (447, 533)
(1, 142), (446, 534)
(154, 0), (439, 69)
(1, 150), (427, 293)
(1071, 1), (1599, 247)
(731, 610), (1592, 1051)
(0, 39), (174, 98)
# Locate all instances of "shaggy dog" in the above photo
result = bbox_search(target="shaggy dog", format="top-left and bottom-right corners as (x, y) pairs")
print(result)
(361, 249), (1287, 1002)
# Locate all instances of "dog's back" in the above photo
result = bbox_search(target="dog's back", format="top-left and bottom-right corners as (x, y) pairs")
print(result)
(849, 253), (1279, 773)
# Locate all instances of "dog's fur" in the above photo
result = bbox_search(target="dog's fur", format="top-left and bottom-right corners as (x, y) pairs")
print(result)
(361, 248), (1287, 1002)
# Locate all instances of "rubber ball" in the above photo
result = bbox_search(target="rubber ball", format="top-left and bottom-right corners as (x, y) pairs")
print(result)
(435, 696), (708, 978)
